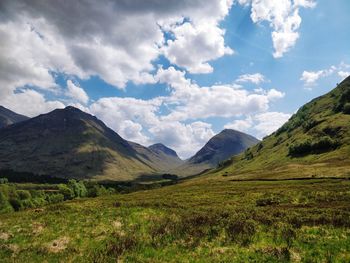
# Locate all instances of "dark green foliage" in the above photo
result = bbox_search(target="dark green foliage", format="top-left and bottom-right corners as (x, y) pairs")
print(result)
(0, 191), (13, 213)
(257, 143), (263, 152)
(288, 136), (339, 156)
(334, 88), (350, 112)
(9, 198), (22, 211)
(68, 179), (87, 198)
(58, 184), (75, 200)
(84, 181), (109, 197)
(217, 158), (233, 168)
(343, 102), (350, 114)
(16, 190), (31, 200)
(302, 119), (321, 132)
(243, 150), (253, 160)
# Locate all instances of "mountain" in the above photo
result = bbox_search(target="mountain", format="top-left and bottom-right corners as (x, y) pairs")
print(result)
(189, 129), (259, 166)
(128, 142), (183, 173)
(171, 129), (259, 176)
(148, 143), (180, 159)
(215, 75), (350, 179)
(0, 106), (29, 128)
(0, 106), (159, 181)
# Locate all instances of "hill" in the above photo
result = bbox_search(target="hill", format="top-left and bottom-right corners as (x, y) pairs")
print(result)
(0, 106), (160, 181)
(171, 129), (259, 176)
(0, 106), (29, 128)
(214, 76), (350, 179)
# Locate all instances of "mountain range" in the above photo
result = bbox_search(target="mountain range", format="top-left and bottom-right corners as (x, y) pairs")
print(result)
(0, 106), (257, 181)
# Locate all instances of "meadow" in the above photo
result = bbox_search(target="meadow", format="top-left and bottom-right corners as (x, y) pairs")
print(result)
(0, 173), (349, 262)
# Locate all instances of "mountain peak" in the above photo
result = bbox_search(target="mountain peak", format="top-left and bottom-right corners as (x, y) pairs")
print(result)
(189, 129), (259, 165)
(148, 143), (179, 158)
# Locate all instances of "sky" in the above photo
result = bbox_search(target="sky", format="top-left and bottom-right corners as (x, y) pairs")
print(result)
(0, 0), (349, 159)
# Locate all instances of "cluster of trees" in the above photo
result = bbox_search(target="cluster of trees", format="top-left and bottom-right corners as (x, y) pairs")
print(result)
(334, 88), (350, 114)
(0, 179), (115, 213)
(288, 136), (339, 157)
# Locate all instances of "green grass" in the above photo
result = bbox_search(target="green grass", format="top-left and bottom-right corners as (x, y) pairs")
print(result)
(1, 174), (349, 262)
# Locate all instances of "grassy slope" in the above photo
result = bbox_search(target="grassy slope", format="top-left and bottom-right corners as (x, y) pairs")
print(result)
(0, 174), (349, 262)
(214, 77), (350, 179)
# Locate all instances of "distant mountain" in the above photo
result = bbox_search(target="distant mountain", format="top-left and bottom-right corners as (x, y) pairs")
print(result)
(127, 142), (183, 174)
(0, 106), (158, 181)
(215, 75), (350, 179)
(0, 106), (29, 128)
(189, 129), (259, 166)
(171, 129), (259, 176)
(148, 143), (180, 159)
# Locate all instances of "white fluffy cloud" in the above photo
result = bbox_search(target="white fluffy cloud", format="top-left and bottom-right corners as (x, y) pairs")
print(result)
(157, 67), (284, 121)
(224, 111), (291, 138)
(237, 0), (316, 58)
(300, 62), (350, 87)
(163, 19), (234, 73)
(236, 73), (266, 84)
(0, 89), (65, 117)
(0, 0), (235, 94)
(66, 80), (89, 104)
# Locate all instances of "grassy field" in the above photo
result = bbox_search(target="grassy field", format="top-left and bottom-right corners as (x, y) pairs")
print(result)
(1, 172), (349, 262)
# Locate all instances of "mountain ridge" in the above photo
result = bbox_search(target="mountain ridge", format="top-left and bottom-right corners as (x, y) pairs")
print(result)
(0, 106), (29, 128)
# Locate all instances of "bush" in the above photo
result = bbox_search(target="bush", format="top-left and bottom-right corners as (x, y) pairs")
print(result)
(58, 184), (75, 200)
(9, 198), (22, 211)
(16, 190), (32, 200)
(343, 102), (350, 114)
(47, 193), (65, 204)
(68, 180), (87, 198)
(288, 137), (339, 156)
(0, 191), (13, 213)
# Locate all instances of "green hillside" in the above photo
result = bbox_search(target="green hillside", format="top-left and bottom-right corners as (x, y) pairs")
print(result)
(214, 76), (350, 179)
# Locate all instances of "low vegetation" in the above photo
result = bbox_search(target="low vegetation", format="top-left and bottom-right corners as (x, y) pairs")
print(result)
(0, 179), (114, 213)
(0, 175), (349, 262)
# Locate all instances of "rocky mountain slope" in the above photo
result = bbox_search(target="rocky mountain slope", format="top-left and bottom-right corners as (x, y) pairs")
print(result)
(0, 106), (29, 128)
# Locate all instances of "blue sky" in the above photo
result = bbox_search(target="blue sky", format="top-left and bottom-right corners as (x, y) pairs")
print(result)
(0, 0), (349, 158)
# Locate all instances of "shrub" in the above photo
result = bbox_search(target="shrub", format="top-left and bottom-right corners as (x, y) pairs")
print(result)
(343, 102), (350, 114)
(16, 190), (32, 200)
(288, 136), (339, 156)
(0, 191), (13, 213)
(58, 184), (75, 200)
(9, 198), (22, 211)
(31, 197), (48, 207)
(68, 180), (87, 198)
(47, 193), (65, 204)
(243, 150), (253, 160)
(21, 199), (34, 209)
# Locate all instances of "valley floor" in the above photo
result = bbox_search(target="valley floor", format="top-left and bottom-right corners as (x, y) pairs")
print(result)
(1, 173), (350, 262)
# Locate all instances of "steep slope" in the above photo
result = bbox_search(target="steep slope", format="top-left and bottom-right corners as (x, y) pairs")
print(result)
(215, 76), (350, 179)
(0, 106), (156, 181)
(0, 106), (29, 128)
(129, 142), (183, 172)
(172, 129), (259, 176)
